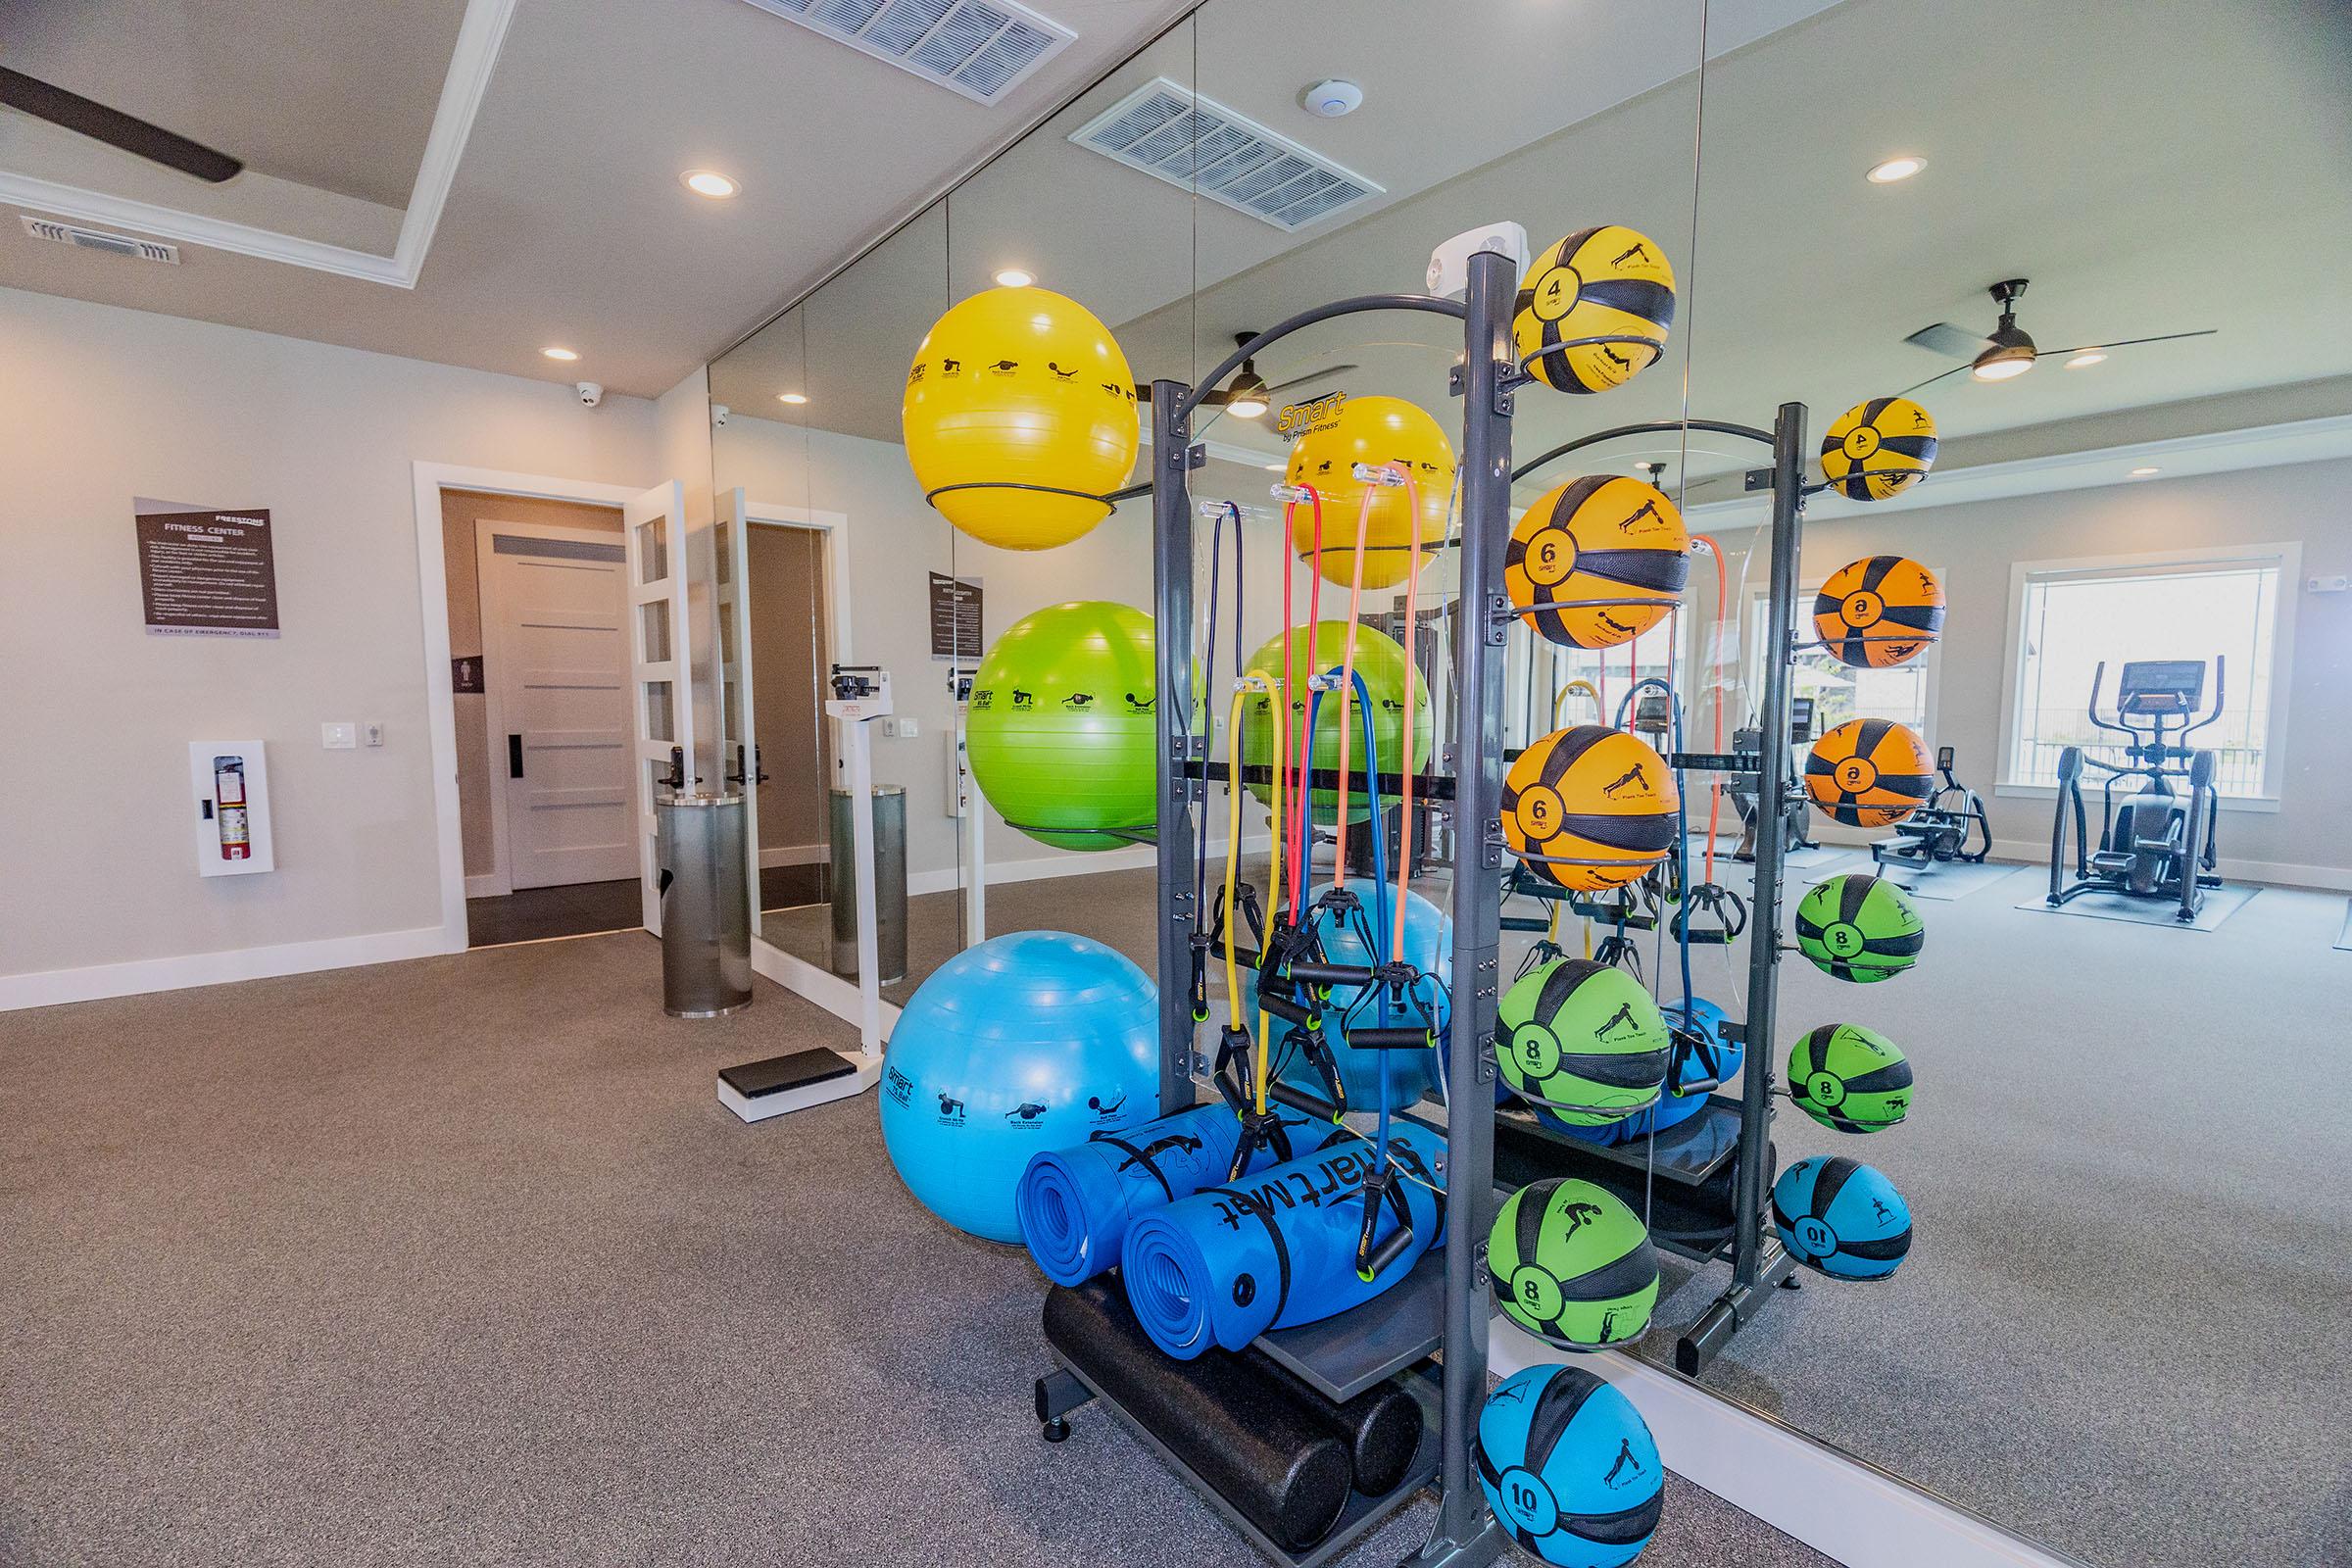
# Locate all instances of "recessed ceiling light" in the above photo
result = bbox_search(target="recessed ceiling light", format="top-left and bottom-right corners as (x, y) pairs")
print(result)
(994, 268), (1035, 288)
(2066, 352), (2107, 368)
(541, 346), (580, 362)
(778, 392), (808, 405)
(2129, 466), (2161, 477)
(1866, 155), (1927, 184)
(682, 170), (740, 199)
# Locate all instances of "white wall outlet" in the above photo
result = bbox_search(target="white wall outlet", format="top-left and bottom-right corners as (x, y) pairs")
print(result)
(362, 721), (385, 747)
(321, 721), (357, 750)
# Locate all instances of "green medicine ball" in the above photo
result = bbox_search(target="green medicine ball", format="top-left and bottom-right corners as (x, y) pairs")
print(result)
(1489, 1177), (1657, 1350)
(967, 602), (1156, 852)
(1792, 872), (1924, 983)
(1788, 1023), (1913, 1133)
(1496, 957), (1669, 1125)
(1239, 621), (1431, 825)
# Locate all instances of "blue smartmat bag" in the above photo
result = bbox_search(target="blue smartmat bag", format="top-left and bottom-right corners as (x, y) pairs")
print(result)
(1016, 1102), (1309, 1286)
(1118, 1121), (1447, 1360)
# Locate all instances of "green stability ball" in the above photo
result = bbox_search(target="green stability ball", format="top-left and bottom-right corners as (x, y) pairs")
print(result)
(1788, 1023), (1913, 1133)
(1497, 957), (1670, 1125)
(1792, 872), (1924, 983)
(1489, 1177), (1658, 1350)
(967, 601), (1156, 851)
(1239, 621), (1431, 825)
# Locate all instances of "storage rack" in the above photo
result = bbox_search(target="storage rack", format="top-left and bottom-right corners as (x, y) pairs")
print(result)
(1044, 248), (1828, 1565)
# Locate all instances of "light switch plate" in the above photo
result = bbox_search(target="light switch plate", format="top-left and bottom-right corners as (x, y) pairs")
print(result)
(321, 722), (357, 750)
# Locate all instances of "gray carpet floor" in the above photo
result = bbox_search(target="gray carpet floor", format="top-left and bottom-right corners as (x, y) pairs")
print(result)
(1, 934), (1826, 1568)
(812, 856), (2352, 1568)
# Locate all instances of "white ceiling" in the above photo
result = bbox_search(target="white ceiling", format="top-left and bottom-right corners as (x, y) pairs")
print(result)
(715, 0), (2352, 508)
(0, 0), (1197, 397)
(2, 0), (466, 206)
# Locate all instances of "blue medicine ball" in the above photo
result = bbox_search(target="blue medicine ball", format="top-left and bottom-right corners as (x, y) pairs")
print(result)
(879, 931), (1159, 1243)
(1771, 1155), (1912, 1280)
(1477, 1364), (1663, 1567)
(1240, 887), (1449, 1112)
(1543, 995), (1738, 1147)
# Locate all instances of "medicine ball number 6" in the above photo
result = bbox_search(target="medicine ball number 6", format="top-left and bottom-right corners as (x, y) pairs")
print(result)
(1515, 783), (1563, 839)
(1523, 526), (1575, 587)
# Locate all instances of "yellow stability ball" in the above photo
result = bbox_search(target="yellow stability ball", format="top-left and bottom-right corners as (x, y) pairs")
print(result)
(1513, 225), (1676, 395)
(902, 286), (1138, 551)
(1280, 393), (1456, 589)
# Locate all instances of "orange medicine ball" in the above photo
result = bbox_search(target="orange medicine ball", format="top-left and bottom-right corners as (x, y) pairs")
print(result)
(1811, 556), (1945, 669)
(1804, 719), (1934, 828)
(1506, 476), (1690, 650)
(1500, 726), (1680, 890)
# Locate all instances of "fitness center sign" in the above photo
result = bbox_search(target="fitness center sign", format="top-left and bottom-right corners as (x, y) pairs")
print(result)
(134, 499), (280, 638)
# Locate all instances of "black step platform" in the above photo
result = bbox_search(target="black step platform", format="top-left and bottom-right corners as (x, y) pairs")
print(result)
(718, 1048), (856, 1099)
(1494, 1099), (1773, 1257)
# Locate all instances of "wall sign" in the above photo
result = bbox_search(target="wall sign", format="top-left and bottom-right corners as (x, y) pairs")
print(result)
(451, 655), (485, 695)
(135, 499), (279, 637)
(929, 571), (982, 662)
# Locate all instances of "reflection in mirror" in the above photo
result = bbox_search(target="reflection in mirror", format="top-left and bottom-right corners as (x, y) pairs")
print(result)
(1650, 4), (2352, 1567)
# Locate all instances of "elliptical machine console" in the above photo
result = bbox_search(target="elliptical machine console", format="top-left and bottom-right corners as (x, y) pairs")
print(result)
(2046, 657), (2225, 922)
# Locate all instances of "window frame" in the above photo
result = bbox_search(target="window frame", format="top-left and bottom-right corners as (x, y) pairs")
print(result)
(1994, 541), (2300, 813)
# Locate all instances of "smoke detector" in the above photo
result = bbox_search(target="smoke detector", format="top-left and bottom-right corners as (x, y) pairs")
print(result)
(1300, 79), (1362, 118)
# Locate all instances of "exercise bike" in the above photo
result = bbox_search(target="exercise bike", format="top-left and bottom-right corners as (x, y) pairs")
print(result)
(1872, 745), (1990, 871)
(2046, 658), (2224, 923)
(1727, 696), (1818, 864)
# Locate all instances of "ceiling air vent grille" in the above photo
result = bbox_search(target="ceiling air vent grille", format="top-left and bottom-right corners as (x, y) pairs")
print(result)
(1069, 77), (1384, 232)
(737, 0), (1074, 106)
(20, 216), (179, 264)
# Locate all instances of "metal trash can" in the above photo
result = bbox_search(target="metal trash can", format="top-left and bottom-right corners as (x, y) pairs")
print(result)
(829, 784), (907, 983)
(656, 791), (754, 1017)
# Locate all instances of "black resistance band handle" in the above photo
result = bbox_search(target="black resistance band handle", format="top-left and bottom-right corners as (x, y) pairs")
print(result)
(1346, 1026), (1433, 1052)
(1288, 959), (1379, 989)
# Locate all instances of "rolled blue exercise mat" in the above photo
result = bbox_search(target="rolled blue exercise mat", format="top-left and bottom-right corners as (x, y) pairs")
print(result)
(1119, 1121), (1447, 1360)
(1016, 1102), (1309, 1286)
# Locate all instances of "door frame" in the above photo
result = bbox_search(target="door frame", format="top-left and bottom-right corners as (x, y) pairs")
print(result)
(470, 515), (638, 899)
(412, 463), (653, 954)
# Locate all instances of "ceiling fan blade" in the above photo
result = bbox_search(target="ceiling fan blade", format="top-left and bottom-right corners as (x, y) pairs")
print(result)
(0, 67), (243, 183)
(1260, 364), (1358, 397)
(1904, 321), (1994, 360)
(1897, 363), (1974, 398)
(2036, 328), (2219, 358)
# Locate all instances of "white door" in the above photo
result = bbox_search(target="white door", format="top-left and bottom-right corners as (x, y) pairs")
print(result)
(718, 490), (761, 912)
(477, 521), (638, 889)
(624, 482), (695, 934)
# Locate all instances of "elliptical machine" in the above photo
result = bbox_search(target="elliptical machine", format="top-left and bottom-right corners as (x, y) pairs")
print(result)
(2046, 658), (2225, 923)
(1872, 745), (1990, 871)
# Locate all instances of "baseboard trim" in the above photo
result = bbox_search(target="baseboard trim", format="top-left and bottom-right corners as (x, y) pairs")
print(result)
(465, 872), (506, 899)
(0, 925), (462, 1012)
(1489, 1319), (2082, 1568)
(760, 844), (826, 869)
(1983, 836), (2351, 893)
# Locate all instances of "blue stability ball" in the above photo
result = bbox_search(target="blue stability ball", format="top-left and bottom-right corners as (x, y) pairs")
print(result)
(1478, 1364), (1663, 1567)
(1542, 995), (1739, 1147)
(1772, 1155), (1913, 1280)
(879, 931), (1159, 1243)
(1241, 888), (1449, 1112)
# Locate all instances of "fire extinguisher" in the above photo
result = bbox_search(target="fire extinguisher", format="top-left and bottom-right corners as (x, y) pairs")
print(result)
(214, 756), (250, 860)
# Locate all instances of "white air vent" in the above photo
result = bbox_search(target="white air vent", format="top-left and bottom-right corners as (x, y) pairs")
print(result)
(21, 216), (180, 264)
(1070, 77), (1384, 232)
(737, 0), (1074, 105)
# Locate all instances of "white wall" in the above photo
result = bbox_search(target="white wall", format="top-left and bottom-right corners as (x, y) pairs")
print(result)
(1691, 455), (2352, 885)
(0, 287), (661, 999)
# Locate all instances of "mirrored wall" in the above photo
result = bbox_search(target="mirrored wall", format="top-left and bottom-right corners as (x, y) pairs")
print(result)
(710, 2), (2352, 1563)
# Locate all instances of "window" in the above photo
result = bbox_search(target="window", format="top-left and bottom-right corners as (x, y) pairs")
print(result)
(2002, 546), (2295, 800)
(1747, 580), (1936, 738)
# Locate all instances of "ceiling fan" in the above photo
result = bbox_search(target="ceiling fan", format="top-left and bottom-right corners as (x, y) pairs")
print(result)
(0, 61), (244, 182)
(1899, 278), (2214, 395)
(1138, 332), (1358, 419)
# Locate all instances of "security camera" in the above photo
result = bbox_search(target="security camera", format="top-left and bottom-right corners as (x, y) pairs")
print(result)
(575, 381), (604, 408)
(710, 403), (730, 428)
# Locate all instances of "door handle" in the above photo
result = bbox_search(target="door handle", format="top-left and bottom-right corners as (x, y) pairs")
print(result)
(508, 734), (523, 778)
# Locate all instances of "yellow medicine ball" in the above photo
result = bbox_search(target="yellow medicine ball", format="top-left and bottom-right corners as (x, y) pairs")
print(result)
(1820, 397), (1938, 502)
(1513, 226), (1676, 395)
(1505, 475), (1690, 650)
(1279, 393), (1455, 590)
(902, 286), (1139, 551)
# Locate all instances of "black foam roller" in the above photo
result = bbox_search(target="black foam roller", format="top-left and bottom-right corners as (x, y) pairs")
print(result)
(1245, 1352), (1424, 1497)
(1044, 1279), (1351, 1551)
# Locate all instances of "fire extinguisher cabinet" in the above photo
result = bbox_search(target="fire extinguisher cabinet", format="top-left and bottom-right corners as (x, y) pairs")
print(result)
(656, 791), (754, 1018)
